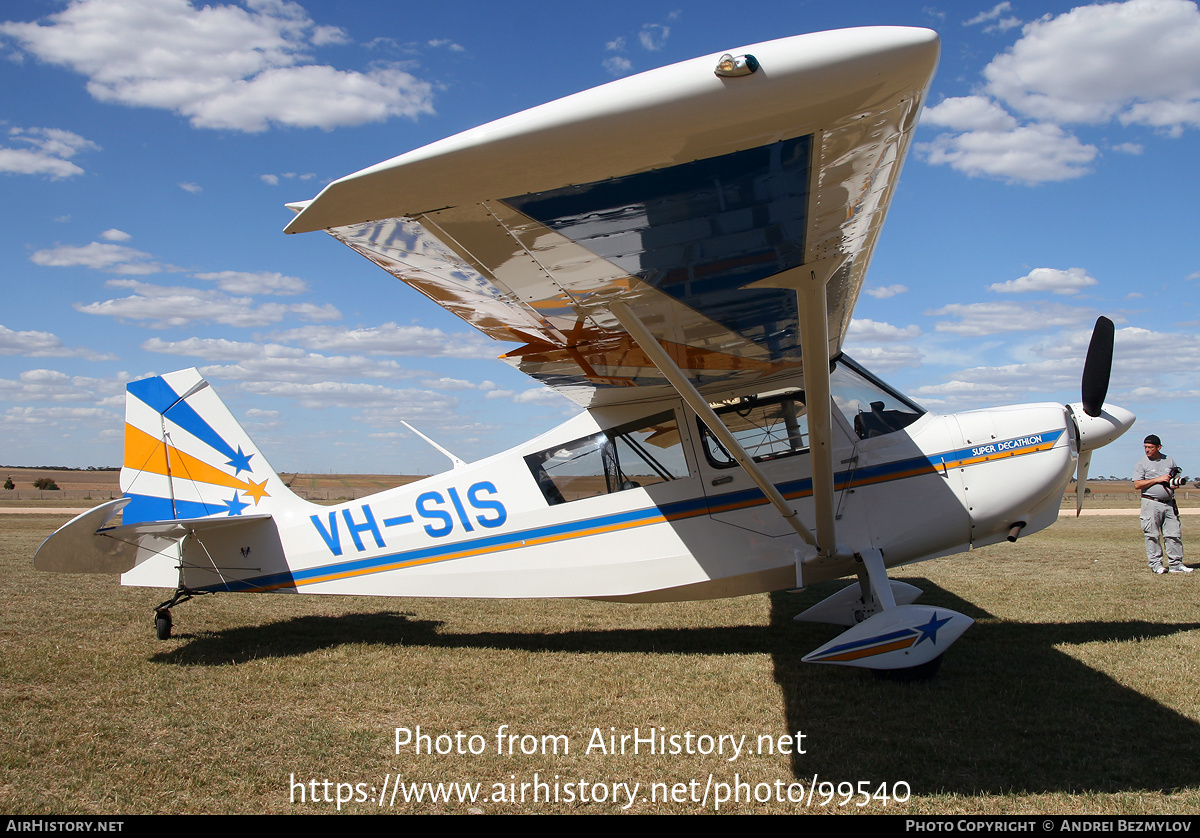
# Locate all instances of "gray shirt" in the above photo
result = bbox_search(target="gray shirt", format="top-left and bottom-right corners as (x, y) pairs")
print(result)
(1135, 453), (1178, 502)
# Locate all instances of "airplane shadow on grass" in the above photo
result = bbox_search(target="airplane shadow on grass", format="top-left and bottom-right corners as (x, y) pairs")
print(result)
(152, 578), (1200, 796)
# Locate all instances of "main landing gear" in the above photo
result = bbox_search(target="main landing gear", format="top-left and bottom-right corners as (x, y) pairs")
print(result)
(796, 548), (973, 676)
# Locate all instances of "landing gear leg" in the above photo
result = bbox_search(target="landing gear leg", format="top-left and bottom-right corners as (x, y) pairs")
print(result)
(151, 586), (206, 641)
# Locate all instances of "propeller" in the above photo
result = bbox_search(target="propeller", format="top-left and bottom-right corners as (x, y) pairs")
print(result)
(1070, 316), (1134, 515)
(1081, 316), (1114, 417)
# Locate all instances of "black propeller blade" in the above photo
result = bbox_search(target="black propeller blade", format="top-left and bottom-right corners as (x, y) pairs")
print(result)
(1081, 316), (1114, 418)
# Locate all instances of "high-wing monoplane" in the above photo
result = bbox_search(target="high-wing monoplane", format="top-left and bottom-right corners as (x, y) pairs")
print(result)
(35, 27), (1135, 676)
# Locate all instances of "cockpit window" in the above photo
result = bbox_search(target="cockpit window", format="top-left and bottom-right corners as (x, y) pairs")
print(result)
(525, 411), (688, 505)
(831, 356), (924, 440)
(698, 390), (808, 469)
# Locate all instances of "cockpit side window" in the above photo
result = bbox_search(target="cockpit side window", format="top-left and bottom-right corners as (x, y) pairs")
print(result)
(525, 411), (688, 505)
(698, 391), (808, 469)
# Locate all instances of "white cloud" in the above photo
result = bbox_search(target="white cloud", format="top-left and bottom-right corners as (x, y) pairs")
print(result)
(4, 405), (115, 424)
(983, 0), (1200, 134)
(0, 0), (435, 133)
(0, 369), (129, 404)
(918, 119), (1098, 184)
(512, 388), (573, 405)
(922, 96), (1017, 132)
(29, 241), (173, 274)
(0, 126), (98, 178)
(143, 335), (425, 382)
(420, 377), (485, 391)
(862, 284), (908, 299)
(603, 55), (632, 76)
(988, 267), (1099, 295)
(260, 170), (317, 186)
(0, 324), (115, 360)
(179, 182), (202, 193)
(841, 344), (924, 372)
(920, 1), (1200, 184)
(312, 24), (350, 47)
(963, 2), (1022, 32)
(605, 37), (626, 51)
(241, 379), (458, 417)
(964, 2), (1009, 25)
(928, 302), (1097, 335)
(909, 324), (1200, 410)
(844, 319), (922, 371)
(847, 319), (922, 341)
(638, 24), (670, 51)
(271, 322), (497, 358)
(75, 279), (340, 328)
(99, 228), (131, 241)
(193, 270), (307, 295)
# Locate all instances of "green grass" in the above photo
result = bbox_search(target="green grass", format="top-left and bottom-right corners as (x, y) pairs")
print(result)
(3, 514), (1199, 814)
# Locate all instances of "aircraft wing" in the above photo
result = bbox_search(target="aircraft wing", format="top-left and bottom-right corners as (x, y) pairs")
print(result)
(285, 28), (939, 407)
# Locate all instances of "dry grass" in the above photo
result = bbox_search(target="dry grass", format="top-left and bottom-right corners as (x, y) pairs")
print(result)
(3, 513), (1200, 814)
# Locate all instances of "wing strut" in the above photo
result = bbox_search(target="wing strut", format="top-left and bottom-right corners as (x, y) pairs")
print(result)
(749, 259), (851, 564)
(609, 301), (819, 551)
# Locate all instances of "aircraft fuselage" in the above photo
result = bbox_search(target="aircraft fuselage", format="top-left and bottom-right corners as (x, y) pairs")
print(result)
(121, 358), (1077, 603)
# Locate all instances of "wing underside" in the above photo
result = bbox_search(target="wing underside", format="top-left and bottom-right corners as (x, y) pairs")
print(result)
(292, 29), (939, 406)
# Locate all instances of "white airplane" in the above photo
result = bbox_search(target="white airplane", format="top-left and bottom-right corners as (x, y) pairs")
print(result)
(35, 27), (1135, 676)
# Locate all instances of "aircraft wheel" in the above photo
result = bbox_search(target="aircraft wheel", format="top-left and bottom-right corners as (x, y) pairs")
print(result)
(154, 610), (172, 640)
(872, 654), (942, 682)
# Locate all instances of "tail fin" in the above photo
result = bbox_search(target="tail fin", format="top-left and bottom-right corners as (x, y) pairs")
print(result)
(120, 369), (304, 524)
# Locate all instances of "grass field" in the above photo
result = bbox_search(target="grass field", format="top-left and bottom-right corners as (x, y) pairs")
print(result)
(3, 511), (1200, 814)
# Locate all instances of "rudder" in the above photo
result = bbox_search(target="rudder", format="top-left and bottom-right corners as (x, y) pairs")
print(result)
(120, 369), (303, 524)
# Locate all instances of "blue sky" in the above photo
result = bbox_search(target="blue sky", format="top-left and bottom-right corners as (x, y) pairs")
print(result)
(1, 0), (1197, 479)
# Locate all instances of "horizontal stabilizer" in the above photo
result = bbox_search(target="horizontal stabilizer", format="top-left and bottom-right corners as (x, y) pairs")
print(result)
(34, 498), (135, 574)
(106, 513), (272, 541)
(802, 605), (973, 670)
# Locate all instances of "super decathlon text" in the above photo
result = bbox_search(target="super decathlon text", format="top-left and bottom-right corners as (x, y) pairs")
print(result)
(970, 434), (1044, 458)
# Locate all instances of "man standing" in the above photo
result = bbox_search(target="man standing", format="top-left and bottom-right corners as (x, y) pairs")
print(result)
(1134, 434), (1189, 574)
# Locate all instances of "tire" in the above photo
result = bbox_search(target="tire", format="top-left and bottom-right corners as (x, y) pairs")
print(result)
(154, 611), (172, 640)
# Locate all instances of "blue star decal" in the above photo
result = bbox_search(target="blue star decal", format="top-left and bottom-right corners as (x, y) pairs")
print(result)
(222, 492), (249, 516)
(225, 446), (254, 476)
(913, 612), (952, 646)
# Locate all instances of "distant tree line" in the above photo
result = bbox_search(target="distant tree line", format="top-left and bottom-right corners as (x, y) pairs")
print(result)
(4, 477), (62, 490)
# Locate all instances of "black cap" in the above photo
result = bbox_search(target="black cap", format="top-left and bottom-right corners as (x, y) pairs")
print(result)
(1144, 434), (1162, 446)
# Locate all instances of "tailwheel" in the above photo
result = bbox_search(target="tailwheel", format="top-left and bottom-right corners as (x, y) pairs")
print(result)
(154, 609), (172, 640)
(152, 585), (206, 640)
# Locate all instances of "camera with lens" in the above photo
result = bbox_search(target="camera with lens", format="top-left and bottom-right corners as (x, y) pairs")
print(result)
(1168, 466), (1190, 488)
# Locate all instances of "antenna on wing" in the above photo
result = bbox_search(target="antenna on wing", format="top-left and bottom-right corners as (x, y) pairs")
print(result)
(401, 421), (468, 469)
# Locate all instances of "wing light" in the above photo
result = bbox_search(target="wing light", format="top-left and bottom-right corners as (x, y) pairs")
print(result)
(714, 53), (759, 77)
